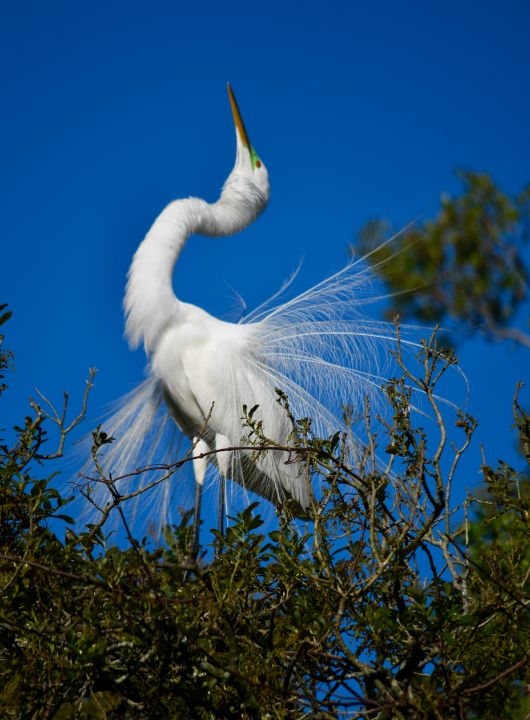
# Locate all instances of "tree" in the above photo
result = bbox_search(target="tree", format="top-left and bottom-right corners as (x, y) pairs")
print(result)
(1, 304), (529, 719)
(354, 172), (530, 349)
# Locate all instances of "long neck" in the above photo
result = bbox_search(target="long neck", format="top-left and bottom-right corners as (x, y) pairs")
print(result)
(124, 176), (267, 351)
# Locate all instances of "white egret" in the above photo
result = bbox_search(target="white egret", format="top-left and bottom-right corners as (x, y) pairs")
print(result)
(92, 85), (415, 548)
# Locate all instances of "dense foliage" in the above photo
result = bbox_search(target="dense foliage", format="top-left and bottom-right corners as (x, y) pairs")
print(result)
(1, 300), (529, 718)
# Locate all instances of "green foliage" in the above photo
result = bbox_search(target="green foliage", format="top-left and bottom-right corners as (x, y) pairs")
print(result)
(1, 310), (529, 718)
(464, 415), (530, 718)
(355, 172), (530, 348)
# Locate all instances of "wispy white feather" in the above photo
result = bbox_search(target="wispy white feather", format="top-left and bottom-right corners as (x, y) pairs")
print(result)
(83, 254), (433, 534)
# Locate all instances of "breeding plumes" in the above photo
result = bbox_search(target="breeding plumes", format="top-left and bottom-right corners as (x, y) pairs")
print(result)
(89, 85), (423, 548)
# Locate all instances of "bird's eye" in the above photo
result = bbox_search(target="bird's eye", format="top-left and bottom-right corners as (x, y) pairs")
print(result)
(255, 160), (262, 168)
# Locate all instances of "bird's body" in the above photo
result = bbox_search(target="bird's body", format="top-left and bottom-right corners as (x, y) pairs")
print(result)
(89, 86), (412, 538)
(151, 303), (305, 508)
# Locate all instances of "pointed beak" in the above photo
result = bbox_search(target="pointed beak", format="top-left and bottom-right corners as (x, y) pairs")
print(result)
(227, 83), (251, 150)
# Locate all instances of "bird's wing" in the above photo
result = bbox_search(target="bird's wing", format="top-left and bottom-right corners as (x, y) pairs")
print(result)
(178, 321), (310, 509)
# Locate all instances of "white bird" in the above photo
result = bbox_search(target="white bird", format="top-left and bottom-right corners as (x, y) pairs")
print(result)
(91, 85), (416, 549)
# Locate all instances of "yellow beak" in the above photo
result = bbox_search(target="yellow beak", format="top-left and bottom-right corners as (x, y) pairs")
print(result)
(227, 83), (251, 150)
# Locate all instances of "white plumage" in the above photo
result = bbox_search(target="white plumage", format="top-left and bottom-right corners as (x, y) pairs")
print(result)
(89, 86), (419, 542)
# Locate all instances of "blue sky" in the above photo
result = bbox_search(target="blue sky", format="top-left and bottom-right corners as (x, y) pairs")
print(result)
(1, 1), (529, 537)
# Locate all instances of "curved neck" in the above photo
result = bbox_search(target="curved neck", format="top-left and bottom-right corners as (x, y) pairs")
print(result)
(124, 177), (267, 351)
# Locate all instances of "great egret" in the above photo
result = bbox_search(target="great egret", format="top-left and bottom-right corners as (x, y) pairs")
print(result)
(91, 85), (413, 548)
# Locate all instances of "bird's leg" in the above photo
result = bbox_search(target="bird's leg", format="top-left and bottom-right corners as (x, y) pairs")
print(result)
(191, 438), (209, 560)
(218, 476), (226, 538)
(215, 433), (231, 556)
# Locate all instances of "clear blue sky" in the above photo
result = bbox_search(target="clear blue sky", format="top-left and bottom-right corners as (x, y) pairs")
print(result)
(2, 1), (529, 534)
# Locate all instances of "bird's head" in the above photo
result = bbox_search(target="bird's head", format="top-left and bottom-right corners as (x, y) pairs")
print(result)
(226, 84), (270, 203)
